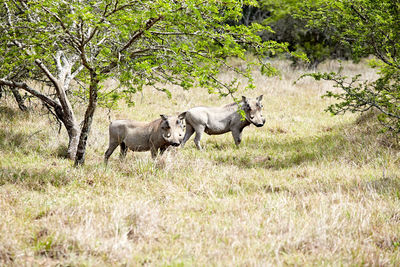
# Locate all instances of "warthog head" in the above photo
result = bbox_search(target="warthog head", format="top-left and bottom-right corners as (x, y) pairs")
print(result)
(160, 113), (186, 146)
(242, 95), (265, 127)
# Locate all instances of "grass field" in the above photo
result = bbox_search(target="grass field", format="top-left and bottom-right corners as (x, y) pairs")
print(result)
(1, 59), (399, 266)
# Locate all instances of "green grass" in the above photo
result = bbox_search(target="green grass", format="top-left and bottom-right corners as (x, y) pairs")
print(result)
(1, 59), (399, 265)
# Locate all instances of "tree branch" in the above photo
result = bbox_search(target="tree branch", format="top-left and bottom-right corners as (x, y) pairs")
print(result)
(0, 78), (60, 109)
(119, 15), (164, 54)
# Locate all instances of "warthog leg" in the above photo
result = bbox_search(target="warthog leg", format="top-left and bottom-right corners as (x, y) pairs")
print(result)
(231, 129), (243, 146)
(193, 125), (205, 150)
(159, 146), (168, 155)
(150, 147), (159, 159)
(119, 142), (128, 160)
(104, 141), (119, 164)
(181, 123), (195, 148)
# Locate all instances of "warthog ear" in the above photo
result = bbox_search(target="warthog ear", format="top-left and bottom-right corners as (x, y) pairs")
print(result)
(256, 95), (263, 102)
(160, 114), (170, 128)
(178, 112), (186, 120)
(242, 96), (248, 104)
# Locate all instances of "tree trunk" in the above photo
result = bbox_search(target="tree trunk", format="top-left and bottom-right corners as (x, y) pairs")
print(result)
(74, 73), (99, 166)
(9, 86), (27, 111)
(48, 101), (80, 160)
(67, 126), (80, 159)
(0, 78), (79, 160)
(62, 115), (80, 160)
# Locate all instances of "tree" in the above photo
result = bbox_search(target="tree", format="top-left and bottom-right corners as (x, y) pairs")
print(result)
(298, 0), (400, 133)
(0, 0), (290, 165)
(0, 1), (82, 159)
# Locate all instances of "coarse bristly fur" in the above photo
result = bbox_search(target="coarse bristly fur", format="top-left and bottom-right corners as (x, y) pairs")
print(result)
(0, 59), (399, 266)
(181, 95), (265, 149)
(104, 113), (186, 163)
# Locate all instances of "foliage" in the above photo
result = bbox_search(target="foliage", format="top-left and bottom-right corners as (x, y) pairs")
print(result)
(298, 0), (400, 133)
(0, 0), (289, 103)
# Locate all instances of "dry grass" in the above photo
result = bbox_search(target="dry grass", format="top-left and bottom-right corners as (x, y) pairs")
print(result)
(1, 59), (399, 266)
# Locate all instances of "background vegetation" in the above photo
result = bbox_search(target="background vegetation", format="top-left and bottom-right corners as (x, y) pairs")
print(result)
(240, 0), (400, 134)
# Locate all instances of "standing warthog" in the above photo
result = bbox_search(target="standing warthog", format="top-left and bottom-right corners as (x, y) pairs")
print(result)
(181, 95), (265, 149)
(104, 113), (186, 163)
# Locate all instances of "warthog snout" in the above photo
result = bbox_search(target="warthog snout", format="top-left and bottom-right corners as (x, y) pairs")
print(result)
(255, 121), (265, 127)
(171, 142), (180, 147)
(256, 118), (266, 127)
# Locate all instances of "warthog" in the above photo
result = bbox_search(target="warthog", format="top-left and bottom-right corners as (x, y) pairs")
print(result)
(104, 113), (186, 163)
(181, 95), (265, 149)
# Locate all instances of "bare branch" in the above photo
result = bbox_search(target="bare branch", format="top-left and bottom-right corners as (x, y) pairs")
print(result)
(4, 2), (13, 26)
(149, 31), (201, 36)
(71, 65), (84, 79)
(54, 51), (63, 75)
(15, 0), (34, 22)
(0, 78), (60, 109)
(34, 59), (59, 88)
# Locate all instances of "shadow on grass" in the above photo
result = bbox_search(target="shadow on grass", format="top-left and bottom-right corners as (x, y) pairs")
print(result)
(0, 166), (72, 191)
(0, 106), (56, 155)
(209, 110), (400, 170)
(0, 124), (69, 159)
(349, 176), (400, 198)
(0, 106), (22, 121)
(0, 129), (34, 148)
(211, 130), (348, 170)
